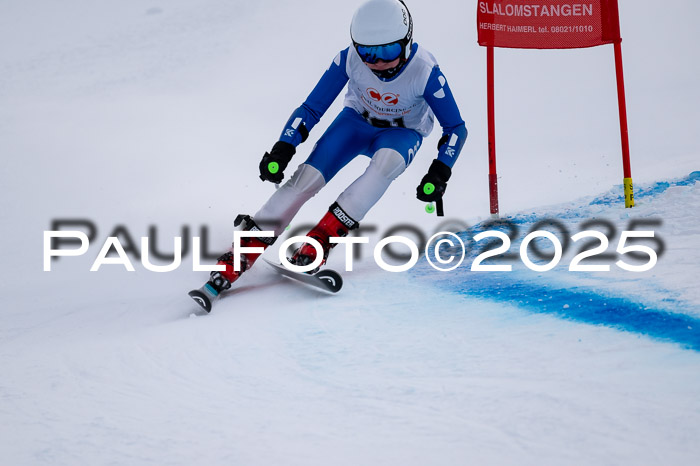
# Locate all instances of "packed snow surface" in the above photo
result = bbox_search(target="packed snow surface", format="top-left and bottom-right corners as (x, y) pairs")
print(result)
(1, 0), (699, 464)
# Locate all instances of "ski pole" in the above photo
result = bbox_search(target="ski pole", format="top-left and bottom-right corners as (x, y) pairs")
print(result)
(436, 198), (444, 216)
(424, 199), (444, 216)
(422, 182), (445, 217)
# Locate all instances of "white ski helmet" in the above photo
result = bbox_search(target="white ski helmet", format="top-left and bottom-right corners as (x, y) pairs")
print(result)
(350, 0), (413, 63)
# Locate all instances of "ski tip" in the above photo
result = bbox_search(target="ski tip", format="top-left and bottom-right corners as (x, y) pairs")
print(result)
(188, 289), (213, 313)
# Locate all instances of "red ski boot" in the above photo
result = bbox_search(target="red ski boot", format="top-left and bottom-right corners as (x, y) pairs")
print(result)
(290, 202), (359, 273)
(209, 215), (277, 292)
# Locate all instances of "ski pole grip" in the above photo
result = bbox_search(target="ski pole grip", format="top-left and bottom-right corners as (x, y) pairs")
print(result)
(436, 198), (444, 217)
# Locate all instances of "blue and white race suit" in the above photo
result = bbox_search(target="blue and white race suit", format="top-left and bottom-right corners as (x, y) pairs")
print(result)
(255, 43), (467, 233)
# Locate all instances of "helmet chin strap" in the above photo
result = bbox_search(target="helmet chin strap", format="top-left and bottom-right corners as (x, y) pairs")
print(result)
(371, 58), (407, 80)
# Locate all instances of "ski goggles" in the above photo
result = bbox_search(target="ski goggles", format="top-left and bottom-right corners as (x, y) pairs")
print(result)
(354, 41), (404, 64)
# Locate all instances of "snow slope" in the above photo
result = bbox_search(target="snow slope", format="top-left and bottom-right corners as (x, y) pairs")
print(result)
(417, 172), (700, 349)
(1, 0), (700, 464)
(3, 178), (700, 465)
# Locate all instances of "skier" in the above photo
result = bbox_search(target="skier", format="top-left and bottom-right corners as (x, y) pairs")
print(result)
(203, 0), (467, 298)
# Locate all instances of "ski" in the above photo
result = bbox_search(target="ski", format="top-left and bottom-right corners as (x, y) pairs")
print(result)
(187, 259), (343, 313)
(188, 282), (221, 313)
(264, 259), (343, 293)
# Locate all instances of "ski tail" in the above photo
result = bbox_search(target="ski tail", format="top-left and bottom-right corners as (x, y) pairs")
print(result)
(188, 282), (220, 313)
(264, 259), (343, 293)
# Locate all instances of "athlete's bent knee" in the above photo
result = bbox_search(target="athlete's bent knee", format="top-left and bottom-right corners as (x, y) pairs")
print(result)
(370, 148), (406, 180)
(287, 163), (326, 194)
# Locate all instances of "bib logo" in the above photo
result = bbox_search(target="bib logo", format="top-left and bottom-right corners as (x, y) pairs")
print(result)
(367, 88), (399, 106)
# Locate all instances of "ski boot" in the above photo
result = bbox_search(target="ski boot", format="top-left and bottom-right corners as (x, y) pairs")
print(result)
(289, 202), (359, 274)
(189, 214), (276, 312)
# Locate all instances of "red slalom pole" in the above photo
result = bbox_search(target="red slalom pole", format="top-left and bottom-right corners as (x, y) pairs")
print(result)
(487, 46), (499, 217)
(613, 40), (634, 207)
